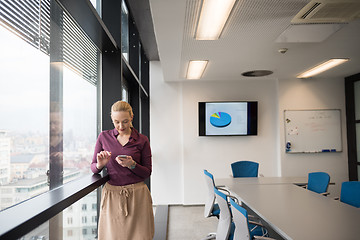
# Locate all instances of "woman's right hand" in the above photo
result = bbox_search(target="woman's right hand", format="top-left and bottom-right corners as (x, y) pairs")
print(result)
(96, 151), (111, 170)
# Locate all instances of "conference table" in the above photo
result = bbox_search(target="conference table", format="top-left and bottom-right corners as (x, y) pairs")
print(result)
(216, 177), (360, 240)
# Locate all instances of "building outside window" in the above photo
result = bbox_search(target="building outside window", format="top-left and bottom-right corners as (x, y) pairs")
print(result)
(0, 0), (100, 239)
(0, 0), (100, 211)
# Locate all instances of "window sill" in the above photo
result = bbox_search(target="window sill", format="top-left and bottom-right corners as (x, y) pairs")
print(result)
(0, 173), (109, 239)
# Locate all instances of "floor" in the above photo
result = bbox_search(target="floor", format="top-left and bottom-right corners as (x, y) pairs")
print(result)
(166, 205), (218, 240)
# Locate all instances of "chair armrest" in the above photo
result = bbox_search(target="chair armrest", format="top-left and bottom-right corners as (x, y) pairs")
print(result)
(248, 214), (258, 220)
(249, 220), (265, 227)
(253, 236), (277, 240)
(216, 186), (231, 195)
(249, 220), (269, 236)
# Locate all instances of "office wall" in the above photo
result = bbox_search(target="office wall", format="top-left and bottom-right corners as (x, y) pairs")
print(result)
(279, 78), (348, 197)
(150, 61), (348, 204)
(150, 61), (279, 204)
(150, 61), (184, 204)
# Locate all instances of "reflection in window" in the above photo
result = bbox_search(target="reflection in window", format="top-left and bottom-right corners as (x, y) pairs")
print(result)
(121, 0), (129, 61)
(356, 123), (360, 164)
(89, 0), (102, 17)
(63, 66), (96, 178)
(0, 0), (99, 211)
(121, 78), (130, 102)
(354, 81), (360, 120)
(0, 25), (50, 210)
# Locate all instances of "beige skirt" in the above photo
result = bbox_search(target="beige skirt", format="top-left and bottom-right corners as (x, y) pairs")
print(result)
(98, 182), (154, 240)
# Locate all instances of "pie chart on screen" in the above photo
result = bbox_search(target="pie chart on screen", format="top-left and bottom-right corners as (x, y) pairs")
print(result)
(210, 112), (231, 127)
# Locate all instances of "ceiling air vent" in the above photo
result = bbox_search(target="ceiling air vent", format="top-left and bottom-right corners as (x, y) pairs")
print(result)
(291, 0), (360, 24)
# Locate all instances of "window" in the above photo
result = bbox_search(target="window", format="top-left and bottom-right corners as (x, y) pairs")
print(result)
(121, 78), (130, 102)
(0, 24), (50, 209)
(121, 0), (129, 61)
(90, 0), (102, 17)
(346, 73), (360, 180)
(82, 204), (87, 211)
(0, 0), (100, 210)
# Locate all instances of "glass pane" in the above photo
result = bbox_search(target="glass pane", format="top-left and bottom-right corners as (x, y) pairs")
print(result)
(121, 0), (129, 61)
(63, 67), (97, 179)
(354, 80), (360, 120)
(63, 190), (98, 239)
(19, 220), (49, 240)
(0, 0), (99, 210)
(89, 0), (102, 17)
(16, 189), (98, 239)
(0, 25), (50, 210)
(121, 78), (129, 102)
(139, 42), (142, 83)
(357, 123), (360, 164)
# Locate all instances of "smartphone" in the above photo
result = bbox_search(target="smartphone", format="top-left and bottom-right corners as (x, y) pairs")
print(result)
(117, 155), (128, 158)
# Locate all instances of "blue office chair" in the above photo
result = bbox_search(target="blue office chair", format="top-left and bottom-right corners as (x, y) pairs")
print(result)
(204, 170), (221, 218)
(213, 187), (235, 240)
(229, 198), (275, 240)
(214, 187), (267, 240)
(231, 161), (259, 178)
(306, 172), (330, 196)
(340, 181), (360, 208)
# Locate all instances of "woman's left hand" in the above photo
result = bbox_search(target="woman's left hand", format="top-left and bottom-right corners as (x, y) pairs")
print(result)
(115, 155), (135, 168)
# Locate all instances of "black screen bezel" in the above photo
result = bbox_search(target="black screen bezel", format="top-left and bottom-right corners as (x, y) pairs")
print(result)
(198, 101), (258, 136)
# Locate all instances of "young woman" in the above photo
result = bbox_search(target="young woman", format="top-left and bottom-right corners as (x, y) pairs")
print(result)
(91, 100), (154, 240)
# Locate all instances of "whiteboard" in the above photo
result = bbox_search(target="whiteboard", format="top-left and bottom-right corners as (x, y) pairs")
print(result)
(284, 109), (342, 153)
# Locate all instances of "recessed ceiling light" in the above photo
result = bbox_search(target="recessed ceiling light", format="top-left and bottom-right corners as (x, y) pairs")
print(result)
(242, 70), (273, 77)
(297, 58), (349, 78)
(195, 0), (236, 40)
(186, 60), (208, 79)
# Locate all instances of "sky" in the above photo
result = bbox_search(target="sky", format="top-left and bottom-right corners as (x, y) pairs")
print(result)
(0, 25), (97, 140)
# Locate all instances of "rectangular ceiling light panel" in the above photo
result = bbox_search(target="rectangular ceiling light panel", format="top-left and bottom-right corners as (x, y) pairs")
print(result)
(297, 58), (349, 78)
(195, 0), (236, 40)
(186, 60), (209, 79)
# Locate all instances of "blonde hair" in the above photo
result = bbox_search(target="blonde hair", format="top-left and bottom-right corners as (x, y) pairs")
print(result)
(111, 101), (134, 126)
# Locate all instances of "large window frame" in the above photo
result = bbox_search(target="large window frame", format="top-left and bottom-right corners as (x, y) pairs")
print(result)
(0, 0), (150, 238)
(345, 72), (360, 181)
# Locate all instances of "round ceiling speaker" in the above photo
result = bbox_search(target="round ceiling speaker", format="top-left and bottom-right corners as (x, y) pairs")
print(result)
(241, 70), (273, 77)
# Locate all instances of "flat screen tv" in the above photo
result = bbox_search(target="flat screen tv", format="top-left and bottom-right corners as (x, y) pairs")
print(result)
(199, 101), (258, 136)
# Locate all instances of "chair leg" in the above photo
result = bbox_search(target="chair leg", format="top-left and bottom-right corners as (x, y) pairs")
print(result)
(202, 233), (216, 240)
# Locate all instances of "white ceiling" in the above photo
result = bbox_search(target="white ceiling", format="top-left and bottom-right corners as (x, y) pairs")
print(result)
(149, 0), (360, 82)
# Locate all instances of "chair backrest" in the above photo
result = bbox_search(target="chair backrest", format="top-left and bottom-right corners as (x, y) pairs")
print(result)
(307, 172), (330, 194)
(340, 181), (360, 208)
(204, 170), (216, 218)
(231, 161), (259, 178)
(214, 187), (232, 240)
(229, 198), (251, 240)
